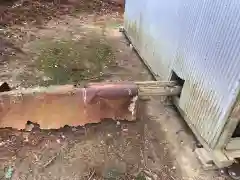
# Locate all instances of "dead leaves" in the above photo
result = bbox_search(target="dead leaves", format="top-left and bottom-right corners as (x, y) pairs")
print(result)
(0, 0), (123, 27)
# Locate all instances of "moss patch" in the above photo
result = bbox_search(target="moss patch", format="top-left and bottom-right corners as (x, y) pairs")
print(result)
(35, 36), (114, 86)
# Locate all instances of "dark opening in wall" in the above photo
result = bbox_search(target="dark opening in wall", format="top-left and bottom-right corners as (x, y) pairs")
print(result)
(232, 123), (240, 138)
(231, 98), (240, 138)
(170, 70), (185, 97)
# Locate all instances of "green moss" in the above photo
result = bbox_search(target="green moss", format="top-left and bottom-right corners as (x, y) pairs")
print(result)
(135, 172), (146, 180)
(35, 37), (114, 86)
(237, 91), (240, 101)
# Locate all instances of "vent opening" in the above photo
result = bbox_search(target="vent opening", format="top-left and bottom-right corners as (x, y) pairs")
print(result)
(232, 123), (240, 138)
(170, 71), (185, 97)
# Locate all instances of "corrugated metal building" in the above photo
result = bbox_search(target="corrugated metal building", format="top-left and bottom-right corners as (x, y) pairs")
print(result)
(124, 0), (240, 167)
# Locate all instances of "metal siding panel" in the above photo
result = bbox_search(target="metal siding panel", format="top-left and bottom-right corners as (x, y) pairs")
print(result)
(125, 0), (180, 79)
(125, 0), (240, 148)
(178, 0), (240, 148)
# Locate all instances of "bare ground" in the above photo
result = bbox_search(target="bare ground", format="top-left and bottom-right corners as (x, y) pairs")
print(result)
(0, 1), (230, 180)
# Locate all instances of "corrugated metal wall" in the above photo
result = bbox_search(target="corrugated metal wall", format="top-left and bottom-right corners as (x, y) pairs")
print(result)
(124, 0), (240, 148)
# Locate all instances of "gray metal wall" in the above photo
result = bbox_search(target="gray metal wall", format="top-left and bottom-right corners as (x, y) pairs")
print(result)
(124, 0), (240, 148)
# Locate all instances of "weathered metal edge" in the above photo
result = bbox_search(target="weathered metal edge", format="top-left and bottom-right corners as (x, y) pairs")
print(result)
(0, 83), (139, 130)
(121, 28), (159, 81)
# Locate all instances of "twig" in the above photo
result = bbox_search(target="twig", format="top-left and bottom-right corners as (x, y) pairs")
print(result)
(143, 170), (158, 180)
(140, 145), (160, 180)
(82, 73), (105, 81)
(87, 169), (95, 180)
(140, 148), (146, 167)
(42, 155), (57, 168)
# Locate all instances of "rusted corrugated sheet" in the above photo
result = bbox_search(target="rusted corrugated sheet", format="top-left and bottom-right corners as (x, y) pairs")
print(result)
(124, 0), (240, 148)
(0, 83), (138, 129)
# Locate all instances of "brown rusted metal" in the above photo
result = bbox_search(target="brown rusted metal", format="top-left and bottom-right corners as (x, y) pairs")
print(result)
(0, 83), (138, 130)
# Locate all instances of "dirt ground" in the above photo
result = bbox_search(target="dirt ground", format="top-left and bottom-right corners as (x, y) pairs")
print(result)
(0, 0), (231, 179)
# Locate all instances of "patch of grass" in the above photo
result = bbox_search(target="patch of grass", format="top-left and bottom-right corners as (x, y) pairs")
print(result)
(36, 36), (114, 86)
(136, 172), (146, 180)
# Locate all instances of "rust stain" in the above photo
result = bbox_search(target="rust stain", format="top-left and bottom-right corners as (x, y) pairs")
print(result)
(0, 83), (138, 130)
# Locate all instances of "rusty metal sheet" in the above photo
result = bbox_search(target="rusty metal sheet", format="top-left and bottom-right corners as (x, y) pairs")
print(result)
(0, 83), (138, 130)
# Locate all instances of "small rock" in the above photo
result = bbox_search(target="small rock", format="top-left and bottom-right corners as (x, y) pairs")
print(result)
(129, 44), (133, 49)
(56, 139), (61, 144)
(22, 132), (29, 142)
(61, 135), (65, 139)
(42, 76), (51, 81)
(116, 121), (120, 126)
(230, 171), (236, 176)
(107, 134), (112, 137)
(0, 142), (6, 146)
(23, 136), (29, 142)
(102, 168), (122, 179)
(122, 128), (128, 132)
(219, 169), (226, 175)
(25, 123), (34, 132)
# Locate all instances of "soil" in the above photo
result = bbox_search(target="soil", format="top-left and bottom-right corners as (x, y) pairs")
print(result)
(0, 0), (230, 180)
